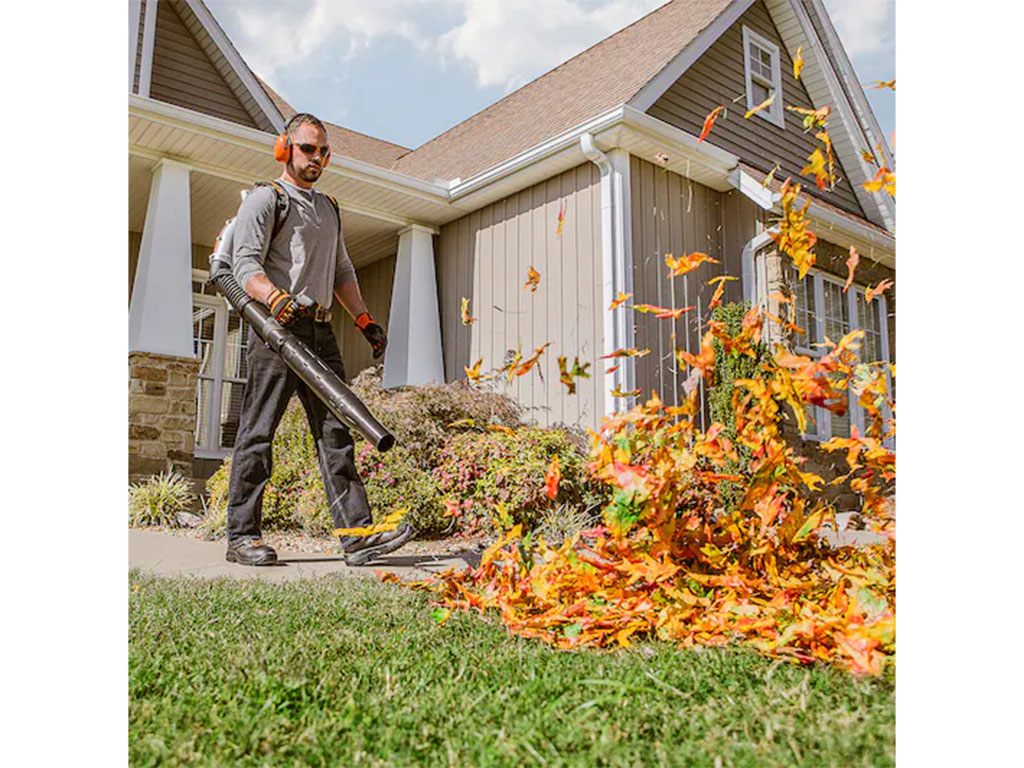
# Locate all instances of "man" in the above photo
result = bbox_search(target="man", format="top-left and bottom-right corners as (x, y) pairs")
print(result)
(224, 112), (415, 567)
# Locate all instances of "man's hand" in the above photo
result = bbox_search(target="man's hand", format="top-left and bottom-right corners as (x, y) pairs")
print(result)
(355, 312), (388, 359)
(268, 288), (300, 326)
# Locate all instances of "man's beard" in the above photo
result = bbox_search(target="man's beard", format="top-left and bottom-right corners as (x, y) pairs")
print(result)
(297, 164), (322, 182)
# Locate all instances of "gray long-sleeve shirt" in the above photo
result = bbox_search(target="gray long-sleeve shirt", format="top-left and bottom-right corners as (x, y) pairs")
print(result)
(231, 178), (356, 309)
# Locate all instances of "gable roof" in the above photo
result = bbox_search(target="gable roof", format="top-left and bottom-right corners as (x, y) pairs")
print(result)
(392, 0), (735, 183)
(256, 78), (411, 169)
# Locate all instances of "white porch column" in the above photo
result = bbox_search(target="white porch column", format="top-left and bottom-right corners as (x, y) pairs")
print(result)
(382, 224), (444, 388)
(129, 159), (194, 358)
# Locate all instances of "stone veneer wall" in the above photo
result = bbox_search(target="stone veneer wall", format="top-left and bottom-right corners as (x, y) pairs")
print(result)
(129, 352), (200, 487)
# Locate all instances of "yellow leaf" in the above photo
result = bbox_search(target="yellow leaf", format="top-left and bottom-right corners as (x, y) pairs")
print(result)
(334, 507), (408, 538)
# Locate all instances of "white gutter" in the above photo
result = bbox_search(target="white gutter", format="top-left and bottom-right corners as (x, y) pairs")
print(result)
(580, 133), (635, 417)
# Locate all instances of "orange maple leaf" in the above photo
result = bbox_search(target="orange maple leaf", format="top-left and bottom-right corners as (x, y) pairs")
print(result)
(632, 303), (694, 320)
(865, 279), (893, 303)
(556, 200), (565, 238)
(524, 266), (541, 292)
(708, 275), (738, 311)
(698, 105), (725, 142)
(844, 246), (859, 293)
(461, 296), (476, 325)
(545, 454), (561, 500)
(665, 251), (719, 279)
(609, 291), (633, 310)
(863, 167), (895, 197)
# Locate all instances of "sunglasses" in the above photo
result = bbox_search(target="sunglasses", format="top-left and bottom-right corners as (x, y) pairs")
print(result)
(296, 143), (330, 159)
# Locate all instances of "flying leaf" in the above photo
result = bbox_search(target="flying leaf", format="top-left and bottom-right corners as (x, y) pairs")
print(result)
(762, 162), (781, 188)
(487, 424), (516, 436)
(708, 275), (738, 311)
(515, 342), (551, 377)
(870, 79), (895, 91)
(744, 95), (775, 119)
(605, 363), (621, 375)
(665, 251), (719, 278)
(653, 152), (671, 166)
(698, 105), (725, 142)
(802, 148), (829, 190)
(334, 507), (408, 538)
(786, 105), (830, 131)
(793, 46), (804, 80)
(600, 347), (651, 360)
(609, 291), (633, 310)
(844, 246), (859, 293)
(610, 387), (642, 398)
(431, 607), (453, 625)
(632, 303), (695, 320)
(464, 358), (484, 382)
(865, 279), (893, 303)
(447, 418), (477, 429)
(461, 296), (476, 325)
(545, 454), (561, 500)
(863, 167), (895, 197)
(557, 355), (592, 394)
(556, 200), (566, 238)
(525, 266), (541, 292)
(770, 179), (817, 280)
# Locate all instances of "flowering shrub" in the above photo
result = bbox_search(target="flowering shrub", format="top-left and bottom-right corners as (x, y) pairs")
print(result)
(433, 427), (606, 534)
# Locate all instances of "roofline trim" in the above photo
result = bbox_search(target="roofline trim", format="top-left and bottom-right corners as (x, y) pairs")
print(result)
(629, 0), (756, 113)
(129, 95), (451, 203)
(183, 0), (286, 133)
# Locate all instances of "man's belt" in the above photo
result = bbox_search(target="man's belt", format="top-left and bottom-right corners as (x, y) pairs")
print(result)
(296, 304), (333, 323)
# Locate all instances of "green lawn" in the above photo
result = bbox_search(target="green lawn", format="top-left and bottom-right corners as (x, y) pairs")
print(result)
(129, 571), (894, 767)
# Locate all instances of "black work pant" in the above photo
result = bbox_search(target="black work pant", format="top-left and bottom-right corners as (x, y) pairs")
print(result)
(226, 318), (373, 543)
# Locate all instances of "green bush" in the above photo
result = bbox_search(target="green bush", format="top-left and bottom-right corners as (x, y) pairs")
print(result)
(129, 471), (196, 527)
(433, 426), (607, 534)
(349, 367), (525, 464)
(707, 301), (772, 510)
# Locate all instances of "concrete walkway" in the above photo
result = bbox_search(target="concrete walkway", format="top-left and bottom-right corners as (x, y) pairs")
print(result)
(129, 530), (478, 583)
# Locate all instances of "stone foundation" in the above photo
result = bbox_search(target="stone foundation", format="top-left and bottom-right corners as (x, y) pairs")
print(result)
(129, 351), (200, 487)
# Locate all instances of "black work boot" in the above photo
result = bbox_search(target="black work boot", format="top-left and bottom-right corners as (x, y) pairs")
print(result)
(226, 538), (278, 566)
(342, 523), (415, 567)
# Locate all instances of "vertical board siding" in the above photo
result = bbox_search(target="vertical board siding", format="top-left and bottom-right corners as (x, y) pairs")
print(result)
(133, 1), (146, 93)
(150, 1), (257, 127)
(630, 156), (764, 414)
(334, 254), (397, 381)
(648, 0), (865, 219)
(437, 163), (604, 432)
(129, 231), (142, 300)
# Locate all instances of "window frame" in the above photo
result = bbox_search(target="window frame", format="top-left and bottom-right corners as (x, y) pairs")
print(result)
(742, 25), (786, 130)
(787, 266), (892, 443)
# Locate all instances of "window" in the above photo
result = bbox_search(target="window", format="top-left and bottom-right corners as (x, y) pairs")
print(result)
(742, 26), (785, 129)
(192, 269), (251, 458)
(789, 266), (892, 442)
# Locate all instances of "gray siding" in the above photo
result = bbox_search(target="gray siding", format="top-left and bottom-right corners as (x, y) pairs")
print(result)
(437, 163), (605, 431)
(149, 0), (257, 128)
(133, 0), (146, 94)
(630, 156), (764, 415)
(334, 255), (397, 381)
(647, 0), (865, 218)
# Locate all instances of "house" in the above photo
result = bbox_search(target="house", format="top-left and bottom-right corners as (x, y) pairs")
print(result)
(128, 0), (895, 488)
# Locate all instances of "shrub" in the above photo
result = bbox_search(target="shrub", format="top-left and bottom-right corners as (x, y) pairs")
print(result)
(433, 426), (607, 534)
(129, 471), (196, 527)
(349, 367), (525, 464)
(707, 301), (771, 511)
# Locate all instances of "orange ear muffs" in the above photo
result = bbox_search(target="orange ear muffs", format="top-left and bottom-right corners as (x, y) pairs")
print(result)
(273, 133), (292, 163)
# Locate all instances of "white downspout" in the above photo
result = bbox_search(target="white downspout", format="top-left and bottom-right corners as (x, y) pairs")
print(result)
(580, 133), (630, 417)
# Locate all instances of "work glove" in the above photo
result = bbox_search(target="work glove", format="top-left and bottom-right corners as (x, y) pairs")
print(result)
(355, 312), (388, 359)
(267, 288), (300, 326)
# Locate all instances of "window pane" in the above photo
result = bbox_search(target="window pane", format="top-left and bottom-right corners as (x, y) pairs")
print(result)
(195, 377), (213, 449)
(752, 80), (770, 105)
(192, 305), (217, 376)
(856, 292), (885, 363)
(224, 311), (250, 380)
(791, 267), (818, 348)
(822, 281), (850, 343)
(218, 381), (247, 450)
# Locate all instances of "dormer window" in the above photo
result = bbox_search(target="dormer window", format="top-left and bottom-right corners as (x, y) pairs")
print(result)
(742, 26), (785, 129)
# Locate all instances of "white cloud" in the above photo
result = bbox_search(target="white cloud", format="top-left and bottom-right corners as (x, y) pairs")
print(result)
(440, 0), (669, 92)
(822, 0), (894, 58)
(212, 0), (668, 94)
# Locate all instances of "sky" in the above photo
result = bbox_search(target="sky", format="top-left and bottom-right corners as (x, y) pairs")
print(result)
(205, 0), (894, 153)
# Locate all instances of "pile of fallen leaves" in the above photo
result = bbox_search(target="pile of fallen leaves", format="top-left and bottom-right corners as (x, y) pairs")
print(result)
(385, 310), (895, 676)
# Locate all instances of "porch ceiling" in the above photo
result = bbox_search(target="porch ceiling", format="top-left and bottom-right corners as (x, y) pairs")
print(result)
(129, 155), (401, 266)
